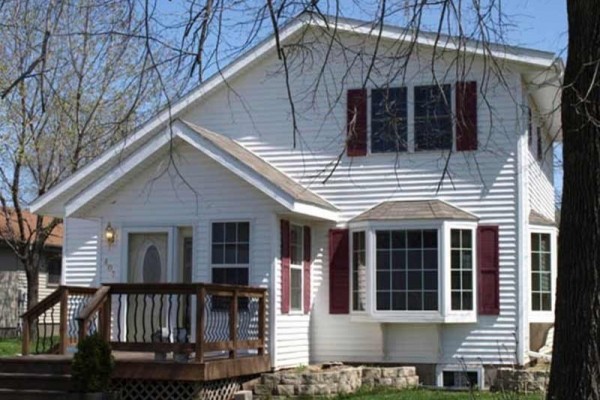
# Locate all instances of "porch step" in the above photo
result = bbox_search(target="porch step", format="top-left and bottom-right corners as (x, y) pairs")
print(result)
(0, 388), (69, 400)
(0, 356), (71, 374)
(0, 372), (72, 391)
(0, 357), (73, 398)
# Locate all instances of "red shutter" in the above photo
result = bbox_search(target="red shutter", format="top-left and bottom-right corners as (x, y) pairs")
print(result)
(280, 219), (290, 314)
(329, 229), (350, 314)
(477, 225), (500, 315)
(347, 89), (367, 156)
(303, 226), (311, 314)
(456, 81), (478, 151)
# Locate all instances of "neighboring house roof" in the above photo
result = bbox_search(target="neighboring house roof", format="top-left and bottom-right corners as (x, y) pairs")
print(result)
(29, 13), (562, 217)
(529, 210), (556, 226)
(0, 208), (63, 247)
(350, 200), (478, 222)
(180, 121), (337, 212)
(62, 120), (338, 221)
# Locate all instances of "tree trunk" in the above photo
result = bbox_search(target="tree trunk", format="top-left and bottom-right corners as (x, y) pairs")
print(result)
(24, 263), (39, 311)
(548, 1), (600, 399)
(24, 261), (40, 344)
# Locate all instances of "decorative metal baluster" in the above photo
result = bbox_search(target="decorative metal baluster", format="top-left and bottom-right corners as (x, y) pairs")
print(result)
(185, 293), (190, 342)
(126, 294), (132, 342)
(50, 304), (55, 351)
(117, 294), (122, 342)
(168, 294), (173, 341)
(159, 294), (164, 342)
(175, 294), (181, 342)
(142, 294), (147, 341)
(150, 294), (155, 341)
(133, 294), (139, 342)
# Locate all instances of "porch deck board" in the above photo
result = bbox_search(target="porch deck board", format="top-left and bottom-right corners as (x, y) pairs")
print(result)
(4, 352), (271, 381)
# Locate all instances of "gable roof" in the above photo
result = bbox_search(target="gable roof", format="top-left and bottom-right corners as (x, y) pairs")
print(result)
(0, 208), (62, 247)
(350, 200), (478, 222)
(61, 120), (338, 221)
(179, 121), (336, 211)
(30, 13), (561, 216)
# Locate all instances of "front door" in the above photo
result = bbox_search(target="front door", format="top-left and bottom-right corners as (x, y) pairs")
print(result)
(127, 232), (169, 341)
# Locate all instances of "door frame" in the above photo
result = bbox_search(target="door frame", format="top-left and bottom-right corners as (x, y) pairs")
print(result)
(121, 226), (176, 284)
(119, 223), (197, 342)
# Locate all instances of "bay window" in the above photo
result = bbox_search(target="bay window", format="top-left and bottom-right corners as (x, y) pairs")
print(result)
(352, 231), (366, 311)
(349, 219), (477, 323)
(375, 230), (438, 311)
(450, 229), (474, 311)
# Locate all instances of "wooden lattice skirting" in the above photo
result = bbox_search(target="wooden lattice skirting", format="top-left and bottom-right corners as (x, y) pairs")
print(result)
(110, 378), (241, 400)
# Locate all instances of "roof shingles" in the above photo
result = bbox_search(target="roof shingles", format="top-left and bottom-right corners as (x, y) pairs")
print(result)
(351, 200), (478, 222)
(180, 120), (337, 211)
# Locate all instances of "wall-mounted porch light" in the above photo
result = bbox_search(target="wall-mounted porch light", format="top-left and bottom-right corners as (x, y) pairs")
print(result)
(105, 222), (115, 245)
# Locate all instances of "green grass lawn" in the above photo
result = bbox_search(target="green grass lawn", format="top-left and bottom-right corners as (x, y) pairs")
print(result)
(0, 336), (60, 356)
(0, 337), (22, 357)
(337, 388), (544, 400)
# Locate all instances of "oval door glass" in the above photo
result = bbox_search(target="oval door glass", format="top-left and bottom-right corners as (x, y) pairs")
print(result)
(142, 245), (162, 283)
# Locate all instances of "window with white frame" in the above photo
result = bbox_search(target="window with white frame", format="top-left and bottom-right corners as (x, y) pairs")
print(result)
(414, 84), (452, 151)
(211, 222), (250, 286)
(375, 229), (438, 311)
(352, 231), (366, 311)
(290, 224), (303, 311)
(531, 232), (552, 311)
(450, 229), (474, 311)
(371, 87), (408, 153)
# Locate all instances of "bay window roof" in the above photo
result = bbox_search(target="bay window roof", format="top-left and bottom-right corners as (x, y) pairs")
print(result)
(529, 210), (556, 226)
(351, 200), (478, 222)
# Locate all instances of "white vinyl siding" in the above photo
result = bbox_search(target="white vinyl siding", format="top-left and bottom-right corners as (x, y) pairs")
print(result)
(63, 217), (100, 287)
(181, 31), (523, 367)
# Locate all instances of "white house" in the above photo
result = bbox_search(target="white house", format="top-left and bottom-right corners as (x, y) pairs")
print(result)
(30, 14), (561, 388)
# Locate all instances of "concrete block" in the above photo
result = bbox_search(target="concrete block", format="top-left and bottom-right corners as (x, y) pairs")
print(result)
(234, 390), (253, 400)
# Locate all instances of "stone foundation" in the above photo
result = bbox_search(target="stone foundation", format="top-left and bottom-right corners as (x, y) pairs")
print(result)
(253, 366), (419, 398)
(492, 368), (549, 393)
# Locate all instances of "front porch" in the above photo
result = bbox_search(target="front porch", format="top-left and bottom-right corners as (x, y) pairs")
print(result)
(17, 283), (270, 382)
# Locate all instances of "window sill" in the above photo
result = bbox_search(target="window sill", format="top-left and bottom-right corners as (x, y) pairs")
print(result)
(443, 311), (477, 324)
(350, 311), (477, 324)
(529, 311), (554, 323)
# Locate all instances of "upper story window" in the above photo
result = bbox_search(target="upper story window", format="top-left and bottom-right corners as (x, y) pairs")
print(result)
(348, 82), (476, 156)
(371, 87), (408, 153)
(531, 232), (552, 311)
(536, 126), (543, 161)
(375, 229), (439, 311)
(414, 84), (452, 151)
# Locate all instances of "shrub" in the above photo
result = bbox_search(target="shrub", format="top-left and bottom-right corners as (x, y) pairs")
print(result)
(71, 334), (115, 393)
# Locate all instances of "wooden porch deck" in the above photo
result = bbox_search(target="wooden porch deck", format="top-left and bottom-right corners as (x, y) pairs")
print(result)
(6, 352), (270, 381)
(17, 284), (271, 382)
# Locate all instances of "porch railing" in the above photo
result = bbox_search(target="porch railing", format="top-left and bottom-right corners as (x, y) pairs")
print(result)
(22, 283), (267, 361)
(21, 286), (98, 355)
